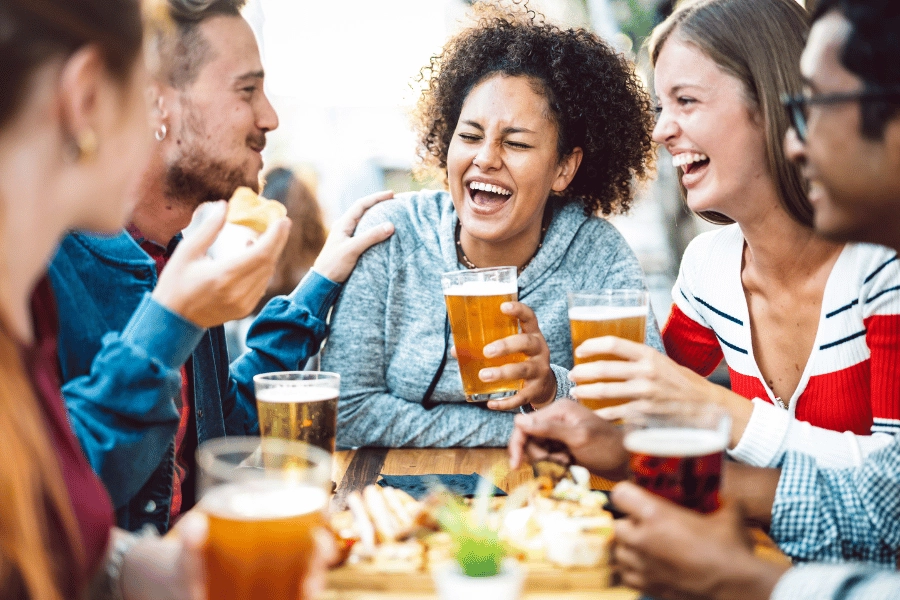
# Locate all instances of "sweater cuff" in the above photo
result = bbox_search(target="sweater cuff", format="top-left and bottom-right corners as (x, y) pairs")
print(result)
(293, 269), (342, 322)
(120, 294), (204, 369)
(728, 398), (790, 467)
(550, 364), (573, 400)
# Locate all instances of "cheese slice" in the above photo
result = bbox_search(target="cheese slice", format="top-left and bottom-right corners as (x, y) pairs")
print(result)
(226, 186), (287, 234)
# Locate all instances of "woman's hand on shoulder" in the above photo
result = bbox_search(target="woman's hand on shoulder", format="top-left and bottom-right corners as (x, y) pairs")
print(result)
(478, 301), (557, 411)
(311, 190), (395, 283)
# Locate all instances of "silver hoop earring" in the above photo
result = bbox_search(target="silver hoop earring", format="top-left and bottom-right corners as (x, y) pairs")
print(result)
(154, 124), (167, 142)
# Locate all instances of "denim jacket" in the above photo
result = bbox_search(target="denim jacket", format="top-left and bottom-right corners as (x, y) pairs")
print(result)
(49, 230), (341, 532)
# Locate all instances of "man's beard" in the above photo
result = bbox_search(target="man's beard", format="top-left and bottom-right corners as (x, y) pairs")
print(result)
(163, 100), (263, 209)
(164, 152), (258, 209)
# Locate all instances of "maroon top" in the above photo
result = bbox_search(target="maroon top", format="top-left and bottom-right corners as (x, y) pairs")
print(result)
(125, 224), (193, 522)
(23, 276), (114, 585)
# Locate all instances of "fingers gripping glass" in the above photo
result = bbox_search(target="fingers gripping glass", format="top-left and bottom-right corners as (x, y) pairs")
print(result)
(782, 88), (900, 142)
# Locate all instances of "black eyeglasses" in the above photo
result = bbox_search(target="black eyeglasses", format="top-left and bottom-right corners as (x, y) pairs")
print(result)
(781, 88), (900, 142)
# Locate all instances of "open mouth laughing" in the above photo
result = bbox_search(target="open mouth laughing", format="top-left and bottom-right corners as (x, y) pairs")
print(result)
(672, 152), (710, 187)
(466, 180), (513, 214)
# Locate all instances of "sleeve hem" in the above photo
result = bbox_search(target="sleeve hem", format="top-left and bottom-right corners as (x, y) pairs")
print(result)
(120, 294), (204, 369)
(292, 269), (342, 321)
(728, 398), (790, 467)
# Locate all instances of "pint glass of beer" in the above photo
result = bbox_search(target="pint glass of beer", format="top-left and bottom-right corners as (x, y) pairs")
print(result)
(442, 266), (525, 402)
(197, 436), (331, 600)
(254, 371), (339, 453)
(568, 290), (649, 410)
(622, 403), (730, 513)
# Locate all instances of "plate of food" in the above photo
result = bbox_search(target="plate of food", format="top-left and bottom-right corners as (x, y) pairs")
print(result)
(326, 468), (614, 593)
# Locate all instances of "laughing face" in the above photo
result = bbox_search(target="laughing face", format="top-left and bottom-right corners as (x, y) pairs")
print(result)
(162, 15), (278, 208)
(447, 74), (581, 265)
(653, 37), (775, 220)
(784, 12), (900, 246)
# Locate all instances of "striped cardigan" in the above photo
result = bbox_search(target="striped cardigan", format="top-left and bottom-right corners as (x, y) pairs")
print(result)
(664, 224), (900, 468)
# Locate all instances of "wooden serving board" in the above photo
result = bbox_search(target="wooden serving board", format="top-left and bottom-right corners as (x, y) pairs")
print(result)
(328, 561), (611, 593)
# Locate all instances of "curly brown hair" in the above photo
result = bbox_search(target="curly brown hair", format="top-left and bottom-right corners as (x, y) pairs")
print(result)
(413, 3), (656, 216)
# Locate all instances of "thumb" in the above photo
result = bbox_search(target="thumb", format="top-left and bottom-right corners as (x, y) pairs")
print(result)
(346, 221), (394, 258)
(611, 481), (670, 521)
(178, 201), (227, 261)
(176, 512), (208, 600)
(248, 216), (291, 261)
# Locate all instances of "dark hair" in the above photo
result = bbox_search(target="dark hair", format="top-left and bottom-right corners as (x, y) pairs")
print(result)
(259, 167), (327, 309)
(414, 3), (655, 216)
(812, 0), (900, 139)
(158, 0), (246, 88)
(648, 0), (812, 227)
(0, 0), (144, 129)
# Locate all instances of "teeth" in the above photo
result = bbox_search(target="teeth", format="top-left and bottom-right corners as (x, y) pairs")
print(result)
(469, 181), (512, 196)
(671, 152), (709, 168)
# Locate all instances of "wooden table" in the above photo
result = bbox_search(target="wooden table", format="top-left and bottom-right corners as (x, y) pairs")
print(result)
(328, 447), (638, 600)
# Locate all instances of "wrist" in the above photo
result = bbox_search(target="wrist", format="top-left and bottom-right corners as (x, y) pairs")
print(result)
(530, 370), (557, 409)
(715, 553), (789, 600)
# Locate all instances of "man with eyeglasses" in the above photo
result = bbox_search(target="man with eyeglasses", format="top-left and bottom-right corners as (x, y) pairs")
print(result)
(509, 0), (900, 598)
(607, 0), (900, 598)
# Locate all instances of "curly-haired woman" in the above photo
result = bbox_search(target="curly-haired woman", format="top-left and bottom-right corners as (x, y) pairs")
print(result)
(321, 5), (661, 448)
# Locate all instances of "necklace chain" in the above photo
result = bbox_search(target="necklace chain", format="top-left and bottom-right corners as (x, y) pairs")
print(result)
(454, 220), (548, 276)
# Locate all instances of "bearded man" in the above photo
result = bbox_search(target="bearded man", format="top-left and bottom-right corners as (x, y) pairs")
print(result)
(48, 0), (393, 532)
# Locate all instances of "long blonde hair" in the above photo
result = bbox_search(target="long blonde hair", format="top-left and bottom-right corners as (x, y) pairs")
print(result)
(648, 0), (811, 226)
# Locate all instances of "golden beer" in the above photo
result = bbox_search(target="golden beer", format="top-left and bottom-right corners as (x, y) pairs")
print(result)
(203, 482), (327, 600)
(257, 386), (338, 453)
(443, 272), (525, 402)
(568, 303), (648, 410)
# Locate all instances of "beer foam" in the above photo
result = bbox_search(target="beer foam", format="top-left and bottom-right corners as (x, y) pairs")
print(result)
(256, 386), (339, 404)
(202, 482), (327, 520)
(568, 305), (648, 321)
(443, 280), (517, 296)
(623, 428), (727, 457)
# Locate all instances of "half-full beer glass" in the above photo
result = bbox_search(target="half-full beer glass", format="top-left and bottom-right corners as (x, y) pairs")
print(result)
(568, 290), (649, 409)
(442, 266), (524, 402)
(622, 403), (730, 513)
(197, 437), (331, 600)
(254, 371), (339, 453)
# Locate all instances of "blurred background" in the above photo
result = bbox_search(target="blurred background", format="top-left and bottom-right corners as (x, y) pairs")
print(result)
(238, 0), (813, 382)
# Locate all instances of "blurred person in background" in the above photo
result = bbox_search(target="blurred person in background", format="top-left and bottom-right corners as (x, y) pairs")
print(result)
(0, 0), (220, 597)
(224, 166), (328, 360)
(49, 0), (394, 534)
(322, 2), (660, 448)
(568, 0), (900, 470)
(512, 1), (900, 596)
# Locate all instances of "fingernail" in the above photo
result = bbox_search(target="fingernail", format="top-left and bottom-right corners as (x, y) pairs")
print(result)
(483, 344), (497, 358)
(500, 302), (513, 312)
(382, 222), (394, 233)
(487, 401), (498, 409)
(480, 369), (496, 381)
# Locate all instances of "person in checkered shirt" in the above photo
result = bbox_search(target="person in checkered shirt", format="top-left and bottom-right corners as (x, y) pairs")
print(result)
(509, 0), (900, 597)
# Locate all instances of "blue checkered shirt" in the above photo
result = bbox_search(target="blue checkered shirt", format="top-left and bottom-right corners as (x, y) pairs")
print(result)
(770, 437), (900, 565)
(772, 564), (900, 600)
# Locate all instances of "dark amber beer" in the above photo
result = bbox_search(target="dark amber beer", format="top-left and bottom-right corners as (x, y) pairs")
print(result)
(254, 372), (339, 453)
(624, 428), (726, 513)
(568, 291), (649, 410)
(204, 482), (328, 600)
(622, 403), (730, 513)
(442, 267), (524, 402)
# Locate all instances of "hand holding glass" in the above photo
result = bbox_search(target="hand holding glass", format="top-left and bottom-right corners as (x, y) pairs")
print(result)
(568, 290), (648, 409)
(197, 436), (331, 600)
(442, 266), (525, 402)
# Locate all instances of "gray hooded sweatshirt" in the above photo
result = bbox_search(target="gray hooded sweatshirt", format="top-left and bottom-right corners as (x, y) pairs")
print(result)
(322, 190), (663, 448)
